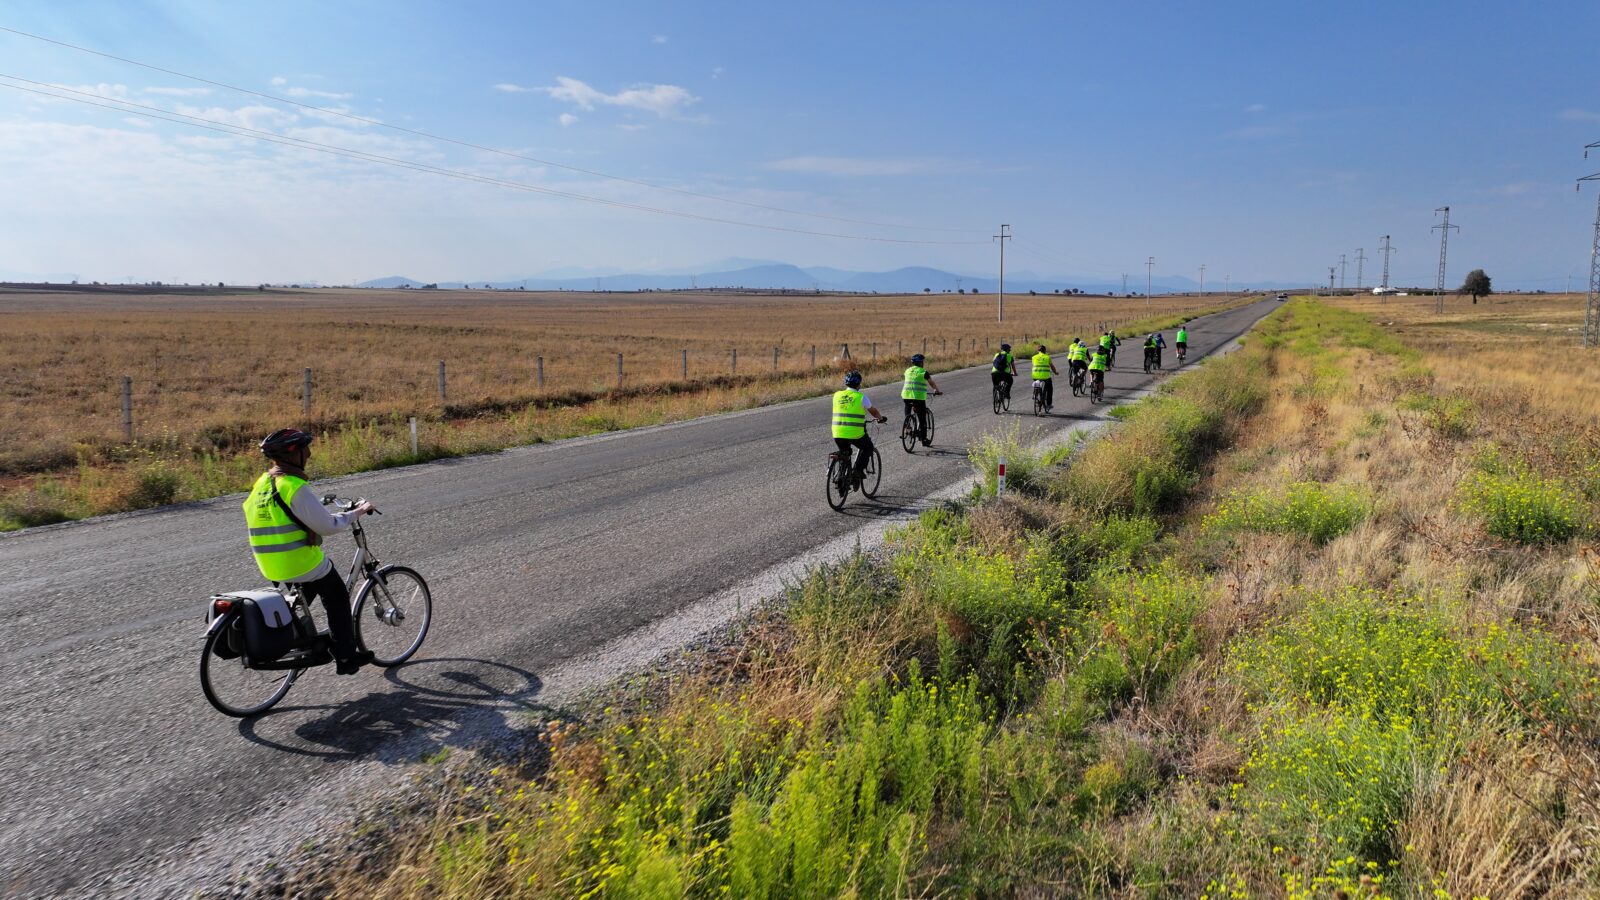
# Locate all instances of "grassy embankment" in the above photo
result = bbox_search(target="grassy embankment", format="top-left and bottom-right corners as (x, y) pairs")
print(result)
(299, 297), (1599, 897)
(0, 287), (1236, 530)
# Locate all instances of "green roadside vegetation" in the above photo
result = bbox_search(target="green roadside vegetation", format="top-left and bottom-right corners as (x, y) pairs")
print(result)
(0, 301), (1250, 531)
(302, 298), (1599, 897)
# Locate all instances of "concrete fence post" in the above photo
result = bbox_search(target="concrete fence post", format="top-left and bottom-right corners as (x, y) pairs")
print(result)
(437, 361), (446, 403)
(303, 367), (312, 415)
(409, 416), (418, 456)
(121, 376), (133, 441)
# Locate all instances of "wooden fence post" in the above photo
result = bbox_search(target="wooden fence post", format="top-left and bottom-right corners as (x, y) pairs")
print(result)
(409, 416), (418, 456)
(617, 353), (624, 385)
(772, 346), (779, 371)
(303, 367), (312, 415)
(682, 349), (688, 379)
(537, 356), (545, 389)
(121, 376), (133, 441)
(438, 361), (446, 403)
(842, 343), (850, 359)
(731, 348), (737, 375)
(811, 345), (817, 369)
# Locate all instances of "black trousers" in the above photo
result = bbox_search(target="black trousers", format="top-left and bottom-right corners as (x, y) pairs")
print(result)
(1034, 377), (1054, 407)
(833, 435), (876, 476)
(990, 372), (1013, 397)
(902, 398), (928, 437)
(296, 567), (360, 658)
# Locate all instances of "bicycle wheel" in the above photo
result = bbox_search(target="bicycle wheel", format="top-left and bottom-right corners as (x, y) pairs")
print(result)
(861, 448), (883, 498)
(200, 612), (296, 717)
(992, 385), (1003, 415)
(1032, 386), (1044, 416)
(924, 409), (935, 444)
(1001, 386), (1010, 412)
(353, 566), (433, 666)
(826, 457), (849, 510)
(900, 416), (917, 453)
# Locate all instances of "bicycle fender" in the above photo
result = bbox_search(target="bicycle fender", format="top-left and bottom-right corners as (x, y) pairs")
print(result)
(205, 609), (234, 637)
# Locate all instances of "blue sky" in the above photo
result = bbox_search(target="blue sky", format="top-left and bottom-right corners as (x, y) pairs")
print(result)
(2, 0), (1599, 288)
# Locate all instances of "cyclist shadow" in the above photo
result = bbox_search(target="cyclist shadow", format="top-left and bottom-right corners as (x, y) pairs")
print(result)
(235, 657), (559, 765)
(835, 492), (943, 520)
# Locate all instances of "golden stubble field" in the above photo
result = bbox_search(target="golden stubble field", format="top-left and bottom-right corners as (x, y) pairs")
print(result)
(0, 286), (1224, 474)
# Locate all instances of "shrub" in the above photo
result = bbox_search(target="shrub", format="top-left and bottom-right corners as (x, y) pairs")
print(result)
(1456, 468), (1586, 544)
(1063, 567), (1205, 720)
(1203, 481), (1367, 544)
(0, 482), (73, 529)
(969, 422), (1055, 496)
(127, 462), (182, 508)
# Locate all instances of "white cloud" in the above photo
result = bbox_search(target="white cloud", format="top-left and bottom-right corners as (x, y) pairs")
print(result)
(652, 34), (668, 44)
(618, 123), (647, 131)
(542, 76), (699, 118)
(145, 86), (212, 97)
(764, 156), (964, 176)
(1559, 108), (1600, 122)
(284, 86), (353, 100)
(270, 76), (287, 87)
(174, 103), (299, 131)
(712, 66), (725, 79)
(123, 117), (155, 128)
(1244, 102), (1266, 113)
(494, 83), (536, 93)
(55, 83), (128, 99)
(559, 112), (578, 127)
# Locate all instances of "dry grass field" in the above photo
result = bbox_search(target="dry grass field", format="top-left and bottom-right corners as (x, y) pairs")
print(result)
(0, 285), (1235, 527)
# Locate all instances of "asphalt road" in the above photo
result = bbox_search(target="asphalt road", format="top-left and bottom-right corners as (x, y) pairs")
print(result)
(0, 297), (1279, 897)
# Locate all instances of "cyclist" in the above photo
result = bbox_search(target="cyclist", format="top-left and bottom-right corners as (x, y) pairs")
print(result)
(901, 354), (943, 446)
(832, 371), (889, 485)
(1175, 325), (1188, 361)
(1066, 337), (1090, 393)
(990, 343), (1017, 405)
(1088, 344), (1110, 396)
(1142, 333), (1158, 371)
(1154, 331), (1167, 368)
(244, 429), (376, 675)
(1030, 344), (1059, 411)
(1098, 331), (1114, 366)
(1107, 330), (1122, 366)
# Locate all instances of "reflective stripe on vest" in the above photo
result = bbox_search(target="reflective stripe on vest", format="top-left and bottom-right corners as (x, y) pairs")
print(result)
(832, 389), (867, 439)
(1067, 344), (1087, 362)
(243, 472), (325, 581)
(1089, 353), (1108, 371)
(1031, 353), (1053, 379)
(1099, 335), (1112, 348)
(901, 366), (928, 400)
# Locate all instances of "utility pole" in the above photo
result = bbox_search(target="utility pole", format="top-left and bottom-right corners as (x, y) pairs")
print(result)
(1354, 248), (1367, 290)
(1432, 206), (1459, 314)
(1198, 264), (1206, 294)
(1145, 256), (1155, 311)
(1121, 273), (1128, 295)
(1379, 235), (1395, 290)
(1580, 141), (1600, 347)
(1328, 267), (1336, 290)
(994, 224), (1011, 322)
(1338, 254), (1347, 290)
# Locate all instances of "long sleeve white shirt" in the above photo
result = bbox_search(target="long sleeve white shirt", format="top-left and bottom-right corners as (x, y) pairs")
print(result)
(282, 485), (358, 583)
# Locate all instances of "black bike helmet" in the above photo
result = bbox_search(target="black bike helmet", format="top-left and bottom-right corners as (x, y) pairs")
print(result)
(910, 353), (925, 365)
(843, 371), (863, 388)
(1000, 343), (1011, 351)
(260, 427), (313, 460)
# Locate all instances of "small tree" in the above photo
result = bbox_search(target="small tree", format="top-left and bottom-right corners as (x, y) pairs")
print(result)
(1461, 269), (1491, 304)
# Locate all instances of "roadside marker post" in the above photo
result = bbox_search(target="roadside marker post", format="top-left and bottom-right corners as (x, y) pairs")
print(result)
(998, 457), (1007, 495)
(121, 376), (132, 441)
(409, 417), (418, 456)
(302, 367), (312, 415)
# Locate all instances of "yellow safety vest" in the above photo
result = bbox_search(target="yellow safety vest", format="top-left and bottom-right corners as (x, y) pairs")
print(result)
(1067, 343), (1087, 362)
(1177, 329), (1188, 343)
(832, 389), (867, 439)
(901, 366), (928, 400)
(1088, 351), (1109, 372)
(991, 351), (1014, 373)
(243, 472), (325, 582)
(1031, 352), (1053, 379)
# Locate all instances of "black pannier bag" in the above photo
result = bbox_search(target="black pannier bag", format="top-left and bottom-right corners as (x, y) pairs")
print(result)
(230, 590), (297, 663)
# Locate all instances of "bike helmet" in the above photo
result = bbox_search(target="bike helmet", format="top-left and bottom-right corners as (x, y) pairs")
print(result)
(843, 371), (863, 388)
(1000, 343), (1011, 351)
(260, 427), (313, 461)
(910, 353), (925, 365)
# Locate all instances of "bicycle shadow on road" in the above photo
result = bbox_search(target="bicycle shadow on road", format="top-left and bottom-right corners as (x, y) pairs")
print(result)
(235, 656), (557, 765)
(833, 492), (950, 521)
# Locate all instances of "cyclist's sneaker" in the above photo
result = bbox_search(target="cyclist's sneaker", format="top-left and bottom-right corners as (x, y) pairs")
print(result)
(336, 649), (375, 675)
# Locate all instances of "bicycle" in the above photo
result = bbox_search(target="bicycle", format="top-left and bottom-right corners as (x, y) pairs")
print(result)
(900, 392), (940, 453)
(1070, 365), (1086, 397)
(1031, 380), (1046, 416)
(200, 495), (433, 717)
(1176, 344), (1187, 363)
(1089, 371), (1105, 404)
(826, 433), (884, 510)
(1143, 348), (1156, 375)
(991, 379), (1011, 414)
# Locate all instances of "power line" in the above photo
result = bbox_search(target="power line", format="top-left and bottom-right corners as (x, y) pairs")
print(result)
(1338, 253), (1346, 290)
(1379, 235), (1395, 290)
(1580, 141), (1600, 348)
(1432, 206), (1459, 313)
(0, 24), (982, 236)
(1353, 248), (1367, 290)
(0, 77), (985, 246)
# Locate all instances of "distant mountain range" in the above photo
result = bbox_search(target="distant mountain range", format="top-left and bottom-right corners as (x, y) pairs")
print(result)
(357, 260), (1310, 295)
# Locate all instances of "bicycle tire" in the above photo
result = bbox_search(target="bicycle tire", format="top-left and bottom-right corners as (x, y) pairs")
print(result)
(992, 386), (1003, 415)
(200, 611), (297, 717)
(861, 448), (883, 498)
(900, 416), (917, 453)
(924, 409), (935, 444)
(1033, 387), (1044, 417)
(826, 457), (849, 510)
(353, 565), (433, 666)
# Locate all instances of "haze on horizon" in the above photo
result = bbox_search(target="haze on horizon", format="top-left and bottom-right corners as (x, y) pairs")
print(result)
(2, 1), (1598, 291)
